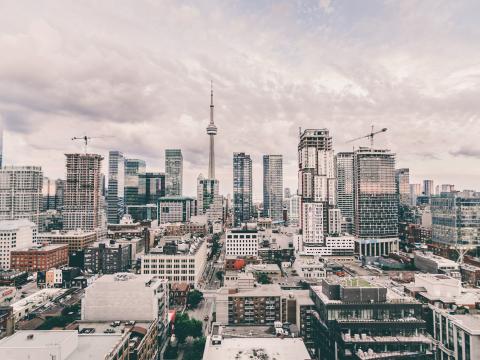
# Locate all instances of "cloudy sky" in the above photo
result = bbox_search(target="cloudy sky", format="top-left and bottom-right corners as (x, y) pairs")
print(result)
(1, 0), (479, 199)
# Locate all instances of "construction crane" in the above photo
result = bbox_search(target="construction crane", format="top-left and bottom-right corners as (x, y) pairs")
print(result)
(71, 135), (111, 153)
(346, 126), (387, 148)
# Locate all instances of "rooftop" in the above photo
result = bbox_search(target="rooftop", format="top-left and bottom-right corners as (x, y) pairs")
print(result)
(11, 244), (68, 253)
(158, 196), (194, 201)
(0, 219), (36, 231)
(203, 336), (311, 360)
(38, 230), (97, 237)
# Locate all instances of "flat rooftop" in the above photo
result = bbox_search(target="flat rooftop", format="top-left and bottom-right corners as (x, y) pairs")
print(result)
(12, 244), (68, 252)
(203, 337), (311, 360)
(68, 334), (124, 360)
(451, 314), (480, 334)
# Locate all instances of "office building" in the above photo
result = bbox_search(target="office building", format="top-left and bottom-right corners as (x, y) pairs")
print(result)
(410, 183), (422, 206)
(63, 154), (103, 231)
(141, 237), (207, 286)
(139, 172), (165, 204)
(0, 220), (37, 270)
(157, 196), (194, 224)
(310, 278), (433, 360)
(414, 251), (460, 274)
(124, 158), (146, 207)
(395, 168), (410, 206)
(423, 179), (434, 196)
(233, 152), (253, 227)
(42, 178), (65, 212)
(353, 148), (398, 256)
(0, 166), (43, 226)
(287, 194), (301, 225)
(431, 193), (480, 249)
(197, 175), (223, 223)
(336, 152), (354, 233)
(263, 155), (283, 222)
(225, 228), (259, 257)
(10, 244), (68, 272)
(37, 230), (96, 254)
(0, 125), (3, 168)
(165, 149), (183, 196)
(106, 151), (125, 224)
(84, 241), (131, 274)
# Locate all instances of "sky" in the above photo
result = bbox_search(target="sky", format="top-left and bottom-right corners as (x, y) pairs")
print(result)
(0, 0), (479, 200)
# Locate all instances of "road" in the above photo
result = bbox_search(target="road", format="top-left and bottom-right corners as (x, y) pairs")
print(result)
(188, 295), (214, 334)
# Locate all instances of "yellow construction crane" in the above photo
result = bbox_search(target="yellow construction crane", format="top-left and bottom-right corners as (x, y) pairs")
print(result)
(346, 126), (387, 148)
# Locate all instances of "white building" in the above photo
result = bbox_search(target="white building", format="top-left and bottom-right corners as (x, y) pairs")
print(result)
(355, 237), (399, 257)
(225, 228), (259, 257)
(287, 194), (301, 225)
(292, 255), (327, 279)
(0, 330), (126, 360)
(301, 235), (355, 257)
(414, 251), (460, 274)
(82, 273), (168, 325)
(302, 202), (325, 244)
(12, 288), (65, 322)
(0, 219), (37, 270)
(0, 166), (43, 227)
(223, 271), (255, 291)
(140, 237), (207, 286)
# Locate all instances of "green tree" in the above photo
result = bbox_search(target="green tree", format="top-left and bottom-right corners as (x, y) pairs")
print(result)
(183, 337), (206, 360)
(257, 272), (271, 284)
(187, 289), (204, 309)
(215, 271), (224, 281)
(174, 313), (203, 343)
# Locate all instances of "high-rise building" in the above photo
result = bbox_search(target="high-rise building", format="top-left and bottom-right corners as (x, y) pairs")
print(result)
(298, 129), (338, 243)
(165, 149), (183, 196)
(139, 172), (165, 204)
(263, 155), (283, 222)
(395, 168), (410, 206)
(284, 187), (291, 199)
(287, 194), (301, 226)
(410, 183), (422, 206)
(54, 179), (66, 210)
(197, 175), (222, 223)
(336, 152), (354, 233)
(0, 166), (43, 226)
(42, 177), (57, 211)
(124, 158), (146, 207)
(431, 193), (480, 249)
(0, 123), (3, 168)
(353, 148), (399, 256)
(63, 153), (103, 231)
(233, 152), (252, 227)
(423, 179), (434, 196)
(107, 150), (125, 224)
(441, 184), (455, 193)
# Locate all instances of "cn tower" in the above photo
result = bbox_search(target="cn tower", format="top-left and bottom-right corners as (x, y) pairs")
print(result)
(206, 81), (217, 179)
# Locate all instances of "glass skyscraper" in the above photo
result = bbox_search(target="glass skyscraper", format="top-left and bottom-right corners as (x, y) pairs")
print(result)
(233, 152), (252, 227)
(139, 172), (165, 205)
(336, 152), (354, 233)
(165, 149), (183, 196)
(353, 148), (398, 239)
(263, 155), (283, 222)
(107, 150), (125, 224)
(124, 158), (146, 208)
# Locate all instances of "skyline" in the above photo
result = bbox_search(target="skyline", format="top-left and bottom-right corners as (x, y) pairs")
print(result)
(1, 1), (480, 198)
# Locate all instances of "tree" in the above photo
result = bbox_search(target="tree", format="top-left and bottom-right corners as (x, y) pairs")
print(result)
(183, 337), (206, 360)
(187, 289), (204, 309)
(208, 234), (221, 260)
(215, 271), (224, 281)
(174, 313), (203, 343)
(257, 272), (271, 284)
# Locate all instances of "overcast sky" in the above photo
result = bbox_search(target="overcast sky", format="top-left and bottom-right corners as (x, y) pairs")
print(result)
(1, 0), (479, 199)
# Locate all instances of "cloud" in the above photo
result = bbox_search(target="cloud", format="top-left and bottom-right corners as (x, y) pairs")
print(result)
(0, 0), (479, 197)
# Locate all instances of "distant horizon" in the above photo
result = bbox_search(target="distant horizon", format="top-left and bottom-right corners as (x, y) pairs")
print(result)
(1, 1), (479, 198)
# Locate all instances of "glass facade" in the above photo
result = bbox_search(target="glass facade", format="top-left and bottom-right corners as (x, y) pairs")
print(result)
(107, 150), (125, 224)
(165, 149), (183, 196)
(233, 152), (252, 227)
(263, 155), (283, 222)
(139, 172), (165, 205)
(354, 148), (398, 239)
(336, 152), (354, 231)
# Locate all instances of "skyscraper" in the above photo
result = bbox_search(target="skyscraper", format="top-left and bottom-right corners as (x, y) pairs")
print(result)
(0, 123), (3, 168)
(54, 179), (66, 210)
(423, 179), (434, 196)
(298, 129), (338, 242)
(197, 83), (223, 224)
(63, 153), (103, 231)
(0, 166), (43, 226)
(336, 152), (354, 234)
(139, 172), (165, 204)
(165, 149), (183, 196)
(233, 152), (252, 227)
(107, 150), (125, 224)
(410, 183), (422, 206)
(124, 158), (146, 207)
(353, 148), (399, 256)
(263, 155), (283, 222)
(395, 168), (410, 206)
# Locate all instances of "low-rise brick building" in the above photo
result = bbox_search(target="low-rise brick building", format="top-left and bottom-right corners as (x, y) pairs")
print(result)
(10, 244), (68, 272)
